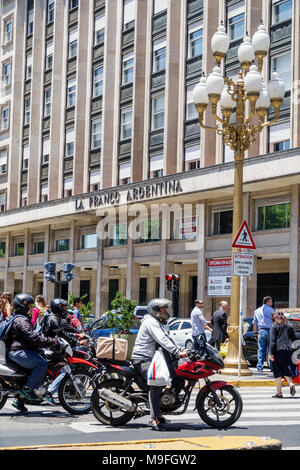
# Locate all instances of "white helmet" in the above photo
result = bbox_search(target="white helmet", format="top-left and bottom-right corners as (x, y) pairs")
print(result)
(147, 298), (172, 324)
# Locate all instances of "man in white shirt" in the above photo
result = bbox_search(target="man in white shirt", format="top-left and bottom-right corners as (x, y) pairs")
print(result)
(190, 299), (212, 355)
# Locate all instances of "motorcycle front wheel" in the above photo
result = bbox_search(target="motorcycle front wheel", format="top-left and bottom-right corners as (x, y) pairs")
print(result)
(58, 369), (94, 415)
(197, 385), (243, 428)
(0, 378), (8, 410)
(91, 378), (135, 426)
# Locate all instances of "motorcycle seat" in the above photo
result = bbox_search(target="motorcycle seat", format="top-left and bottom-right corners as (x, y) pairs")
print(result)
(5, 355), (31, 373)
(102, 358), (131, 367)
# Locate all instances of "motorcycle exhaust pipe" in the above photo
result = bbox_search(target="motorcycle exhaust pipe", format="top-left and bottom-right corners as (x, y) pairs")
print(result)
(98, 388), (136, 413)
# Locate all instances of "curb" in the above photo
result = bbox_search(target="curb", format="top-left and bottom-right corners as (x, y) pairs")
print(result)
(0, 436), (282, 451)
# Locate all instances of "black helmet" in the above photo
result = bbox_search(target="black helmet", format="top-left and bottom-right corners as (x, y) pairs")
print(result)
(50, 298), (68, 317)
(147, 298), (171, 325)
(13, 293), (34, 316)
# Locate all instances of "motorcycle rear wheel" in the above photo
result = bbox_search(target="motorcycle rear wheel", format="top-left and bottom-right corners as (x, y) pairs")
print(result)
(91, 378), (135, 426)
(0, 378), (8, 410)
(58, 369), (94, 415)
(197, 385), (243, 428)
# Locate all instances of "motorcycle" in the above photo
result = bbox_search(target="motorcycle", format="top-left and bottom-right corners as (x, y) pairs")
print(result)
(91, 343), (243, 429)
(0, 338), (98, 415)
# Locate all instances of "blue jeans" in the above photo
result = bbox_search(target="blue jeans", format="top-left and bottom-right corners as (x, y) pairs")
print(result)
(48, 371), (66, 395)
(8, 349), (48, 389)
(192, 333), (207, 356)
(256, 329), (270, 370)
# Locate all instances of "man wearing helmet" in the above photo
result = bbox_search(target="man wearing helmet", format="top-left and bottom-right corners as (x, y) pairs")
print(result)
(6, 294), (58, 410)
(131, 298), (188, 431)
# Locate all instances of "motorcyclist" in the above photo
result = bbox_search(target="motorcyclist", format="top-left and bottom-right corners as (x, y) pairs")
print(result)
(39, 298), (87, 404)
(6, 294), (58, 412)
(131, 298), (188, 431)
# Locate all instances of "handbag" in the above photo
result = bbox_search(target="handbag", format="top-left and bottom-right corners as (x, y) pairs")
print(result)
(147, 349), (172, 387)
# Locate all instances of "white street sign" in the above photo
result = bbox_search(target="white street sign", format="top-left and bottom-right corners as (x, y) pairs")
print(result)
(233, 252), (254, 277)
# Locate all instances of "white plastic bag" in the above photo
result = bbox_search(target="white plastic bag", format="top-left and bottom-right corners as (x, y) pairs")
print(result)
(147, 349), (172, 387)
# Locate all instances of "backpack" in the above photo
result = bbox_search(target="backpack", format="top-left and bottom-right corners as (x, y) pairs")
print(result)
(68, 314), (82, 331)
(0, 315), (23, 343)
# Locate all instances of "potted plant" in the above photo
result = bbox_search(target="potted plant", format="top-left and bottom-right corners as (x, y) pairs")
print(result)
(106, 292), (139, 359)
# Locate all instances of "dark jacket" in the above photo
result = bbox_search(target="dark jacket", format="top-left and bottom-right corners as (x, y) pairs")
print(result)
(40, 310), (78, 347)
(270, 323), (297, 356)
(8, 314), (57, 352)
(211, 308), (229, 343)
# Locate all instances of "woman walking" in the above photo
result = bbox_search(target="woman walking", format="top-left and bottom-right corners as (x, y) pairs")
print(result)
(31, 295), (48, 327)
(269, 310), (297, 398)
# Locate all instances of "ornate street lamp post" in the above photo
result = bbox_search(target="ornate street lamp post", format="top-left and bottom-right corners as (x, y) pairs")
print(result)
(193, 22), (285, 375)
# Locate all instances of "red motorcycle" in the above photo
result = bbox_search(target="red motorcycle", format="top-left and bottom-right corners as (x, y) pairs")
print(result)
(91, 343), (243, 428)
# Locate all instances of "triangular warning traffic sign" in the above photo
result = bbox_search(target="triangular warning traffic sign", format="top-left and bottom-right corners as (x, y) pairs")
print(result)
(232, 220), (256, 249)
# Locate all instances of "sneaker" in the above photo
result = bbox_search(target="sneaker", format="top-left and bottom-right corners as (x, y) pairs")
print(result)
(12, 399), (29, 413)
(290, 384), (296, 397)
(44, 393), (56, 406)
(18, 386), (38, 401)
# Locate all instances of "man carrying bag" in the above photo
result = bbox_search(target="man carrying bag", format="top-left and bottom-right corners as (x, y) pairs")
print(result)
(131, 298), (188, 431)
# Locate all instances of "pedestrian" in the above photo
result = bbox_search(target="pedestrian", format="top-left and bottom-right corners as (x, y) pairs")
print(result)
(31, 295), (48, 327)
(131, 298), (188, 431)
(0, 292), (13, 322)
(209, 301), (229, 352)
(253, 296), (274, 372)
(72, 297), (83, 323)
(269, 310), (297, 398)
(190, 299), (212, 356)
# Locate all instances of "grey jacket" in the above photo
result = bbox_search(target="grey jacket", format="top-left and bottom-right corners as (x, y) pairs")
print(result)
(131, 314), (182, 362)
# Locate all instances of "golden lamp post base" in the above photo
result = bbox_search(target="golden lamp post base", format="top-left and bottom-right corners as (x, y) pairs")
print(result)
(220, 326), (253, 376)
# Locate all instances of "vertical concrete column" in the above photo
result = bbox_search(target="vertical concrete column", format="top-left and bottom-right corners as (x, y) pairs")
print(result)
(291, 0), (300, 147)
(201, 0), (221, 167)
(69, 221), (80, 296)
(164, 0), (181, 175)
(43, 225), (55, 302)
(27, 0), (45, 205)
(131, 0), (148, 183)
(196, 204), (206, 303)
(49, 0), (67, 200)
(101, 0), (121, 189)
(73, 2), (90, 195)
(5, 272), (15, 295)
(95, 237), (109, 316)
(159, 239), (173, 300)
(126, 236), (140, 300)
(22, 229), (33, 294)
(289, 185), (300, 307)
(7, 4), (25, 210)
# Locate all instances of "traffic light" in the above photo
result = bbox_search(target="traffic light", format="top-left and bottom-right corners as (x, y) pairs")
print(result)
(62, 263), (75, 283)
(172, 274), (180, 292)
(166, 274), (173, 291)
(43, 262), (56, 283)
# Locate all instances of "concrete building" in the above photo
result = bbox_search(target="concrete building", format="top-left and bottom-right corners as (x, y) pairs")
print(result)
(0, 0), (299, 319)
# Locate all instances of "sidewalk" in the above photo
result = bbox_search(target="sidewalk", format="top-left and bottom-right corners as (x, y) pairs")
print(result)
(217, 366), (279, 387)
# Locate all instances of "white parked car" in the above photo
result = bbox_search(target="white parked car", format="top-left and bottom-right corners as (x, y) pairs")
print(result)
(168, 318), (212, 350)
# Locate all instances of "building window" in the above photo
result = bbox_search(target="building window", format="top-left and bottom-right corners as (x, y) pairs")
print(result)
(25, 52), (32, 80)
(89, 169), (100, 191)
(42, 136), (50, 164)
(122, 52), (134, 85)
(186, 84), (198, 121)
(119, 162), (131, 185)
(153, 38), (166, 73)
(269, 121), (290, 153)
(33, 241), (45, 254)
(1, 105), (9, 130)
(80, 233), (97, 249)
(185, 145), (200, 170)
(27, 7), (34, 36)
(187, 21), (203, 59)
(2, 62), (11, 86)
(93, 66), (103, 98)
(272, 0), (292, 24)
(0, 149), (7, 174)
(0, 192), (6, 212)
(24, 98), (30, 126)
(270, 52), (291, 92)
(153, 0), (168, 14)
(40, 184), (48, 202)
(108, 224), (128, 246)
(91, 117), (102, 149)
(14, 242), (24, 257)
(227, 1), (245, 42)
(63, 177), (73, 197)
(4, 19), (12, 44)
(65, 127), (75, 158)
(68, 28), (78, 59)
(151, 95), (165, 130)
(94, 13), (105, 46)
(55, 239), (70, 251)
(256, 202), (290, 230)
(47, 0), (55, 23)
(67, 77), (76, 107)
(273, 140), (290, 152)
(45, 41), (53, 71)
(44, 88), (51, 117)
(21, 189), (28, 207)
(189, 160), (200, 170)
(120, 106), (132, 140)
(0, 242), (5, 258)
(69, 0), (78, 9)
(211, 209), (233, 235)
(22, 143), (29, 170)
(150, 154), (163, 178)
(123, 0), (136, 31)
